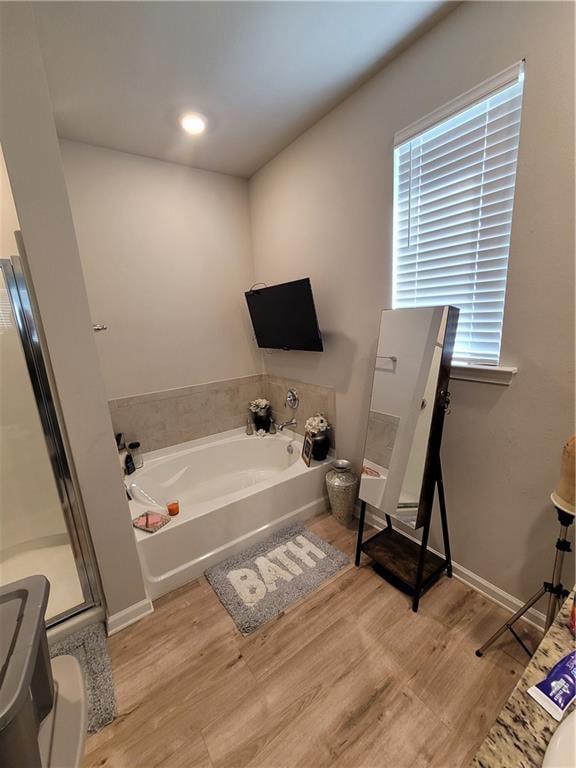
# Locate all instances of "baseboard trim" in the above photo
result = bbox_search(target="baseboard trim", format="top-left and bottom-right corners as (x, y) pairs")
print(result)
(106, 598), (154, 636)
(361, 507), (546, 631)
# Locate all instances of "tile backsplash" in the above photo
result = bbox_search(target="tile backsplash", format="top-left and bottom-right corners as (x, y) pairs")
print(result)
(109, 373), (336, 453)
(265, 375), (336, 447)
(109, 374), (265, 452)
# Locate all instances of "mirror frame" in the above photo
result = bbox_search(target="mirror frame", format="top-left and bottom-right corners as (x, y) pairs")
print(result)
(413, 305), (459, 528)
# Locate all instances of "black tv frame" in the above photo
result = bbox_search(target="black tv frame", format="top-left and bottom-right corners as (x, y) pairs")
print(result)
(244, 278), (323, 352)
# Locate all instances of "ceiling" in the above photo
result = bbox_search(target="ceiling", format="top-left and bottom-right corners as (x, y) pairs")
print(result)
(34, 2), (451, 178)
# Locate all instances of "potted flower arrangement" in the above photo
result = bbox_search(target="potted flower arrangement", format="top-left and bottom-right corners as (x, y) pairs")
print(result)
(249, 398), (272, 433)
(305, 413), (331, 461)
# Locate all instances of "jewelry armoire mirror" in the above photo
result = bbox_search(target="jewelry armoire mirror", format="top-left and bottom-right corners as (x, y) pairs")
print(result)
(355, 305), (459, 611)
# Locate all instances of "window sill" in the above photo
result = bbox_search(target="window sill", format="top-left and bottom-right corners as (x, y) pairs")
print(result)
(450, 363), (518, 386)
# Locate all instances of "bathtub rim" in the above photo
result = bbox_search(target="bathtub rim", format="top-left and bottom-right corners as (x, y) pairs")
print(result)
(136, 425), (302, 464)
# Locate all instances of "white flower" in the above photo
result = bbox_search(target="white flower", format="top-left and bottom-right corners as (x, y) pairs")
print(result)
(305, 413), (330, 434)
(249, 398), (270, 413)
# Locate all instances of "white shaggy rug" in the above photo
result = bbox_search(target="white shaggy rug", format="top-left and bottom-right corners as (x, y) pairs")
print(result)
(50, 623), (117, 732)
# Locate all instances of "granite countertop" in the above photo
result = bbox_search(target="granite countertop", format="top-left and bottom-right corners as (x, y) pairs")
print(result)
(471, 594), (575, 768)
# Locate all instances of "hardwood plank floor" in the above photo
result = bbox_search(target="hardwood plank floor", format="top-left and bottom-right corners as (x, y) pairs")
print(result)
(84, 513), (539, 768)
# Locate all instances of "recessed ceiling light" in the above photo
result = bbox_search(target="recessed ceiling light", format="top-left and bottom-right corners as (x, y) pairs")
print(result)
(180, 112), (207, 135)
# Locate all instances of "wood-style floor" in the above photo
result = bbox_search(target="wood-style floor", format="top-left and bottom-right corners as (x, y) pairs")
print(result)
(84, 514), (539, 768)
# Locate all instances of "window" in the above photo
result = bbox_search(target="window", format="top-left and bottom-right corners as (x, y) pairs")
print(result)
(393, 63), (524, 365)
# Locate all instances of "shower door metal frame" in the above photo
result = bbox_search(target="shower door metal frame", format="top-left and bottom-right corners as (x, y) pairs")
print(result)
(1, 248), (100, 625)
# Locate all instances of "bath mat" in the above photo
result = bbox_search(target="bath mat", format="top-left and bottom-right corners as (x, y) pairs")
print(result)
(205, 523), (349, 635)
(50, 622), (117, 732)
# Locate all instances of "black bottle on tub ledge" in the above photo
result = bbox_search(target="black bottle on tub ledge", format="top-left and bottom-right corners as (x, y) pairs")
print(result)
(305, 415), (331, 461)
(254, 410), (271, 433)
(311, 431), (330, 461)
(250, 399), (272, 433)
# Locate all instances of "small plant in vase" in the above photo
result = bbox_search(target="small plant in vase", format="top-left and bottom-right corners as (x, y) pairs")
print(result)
(305, 413), (331, 461)
(249, 398), (271, 433)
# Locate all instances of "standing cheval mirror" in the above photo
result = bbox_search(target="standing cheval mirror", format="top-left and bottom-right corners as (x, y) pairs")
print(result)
(355, 305), (459, 611)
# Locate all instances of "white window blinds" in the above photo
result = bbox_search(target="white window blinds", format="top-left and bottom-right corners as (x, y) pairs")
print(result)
(393, 64), (524, 365)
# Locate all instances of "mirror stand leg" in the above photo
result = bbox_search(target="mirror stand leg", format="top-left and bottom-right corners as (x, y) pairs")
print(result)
(355, 500), (367, 566)
(437, 460), (453, 577)
(413, 512), (432, 612)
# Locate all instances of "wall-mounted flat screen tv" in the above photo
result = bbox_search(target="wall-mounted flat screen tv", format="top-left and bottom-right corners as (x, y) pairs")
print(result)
(244, 278), (323, 351)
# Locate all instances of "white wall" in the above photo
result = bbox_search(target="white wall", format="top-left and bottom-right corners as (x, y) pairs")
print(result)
(1, 4), (148, 619)
(249, 1), (575, 603)
(60, 140), (262, 400)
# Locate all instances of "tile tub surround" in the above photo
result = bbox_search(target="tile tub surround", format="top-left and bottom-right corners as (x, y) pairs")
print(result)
(109, 375), (265, 452)
(110, 374), (338, 453)
(364, 411), (399, 470)
(265, 375), (336, 446)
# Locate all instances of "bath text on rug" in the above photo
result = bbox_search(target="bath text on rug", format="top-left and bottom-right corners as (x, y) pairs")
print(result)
(226, 535), (326, 607)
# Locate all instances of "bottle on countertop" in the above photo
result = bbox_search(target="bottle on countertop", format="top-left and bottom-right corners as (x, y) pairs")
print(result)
(116, 432), (128, 472)
(124, 453), (136, 475)
(128, 441), (143, 469)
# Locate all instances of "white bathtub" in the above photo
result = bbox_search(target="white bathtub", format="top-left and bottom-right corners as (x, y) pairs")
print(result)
(127, 428), (331, 600)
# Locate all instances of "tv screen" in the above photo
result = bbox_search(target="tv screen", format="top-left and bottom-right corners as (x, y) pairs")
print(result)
(244, 278), (323, 351)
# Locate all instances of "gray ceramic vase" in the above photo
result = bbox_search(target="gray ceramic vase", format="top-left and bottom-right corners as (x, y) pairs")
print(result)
(326, 459), (359, 527)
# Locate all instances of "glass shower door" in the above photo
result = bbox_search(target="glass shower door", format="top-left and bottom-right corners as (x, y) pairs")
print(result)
(0, 256), (96, 623)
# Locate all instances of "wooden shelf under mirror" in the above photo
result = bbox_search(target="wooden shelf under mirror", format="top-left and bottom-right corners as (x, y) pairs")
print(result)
(361, 527), (447, 595)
